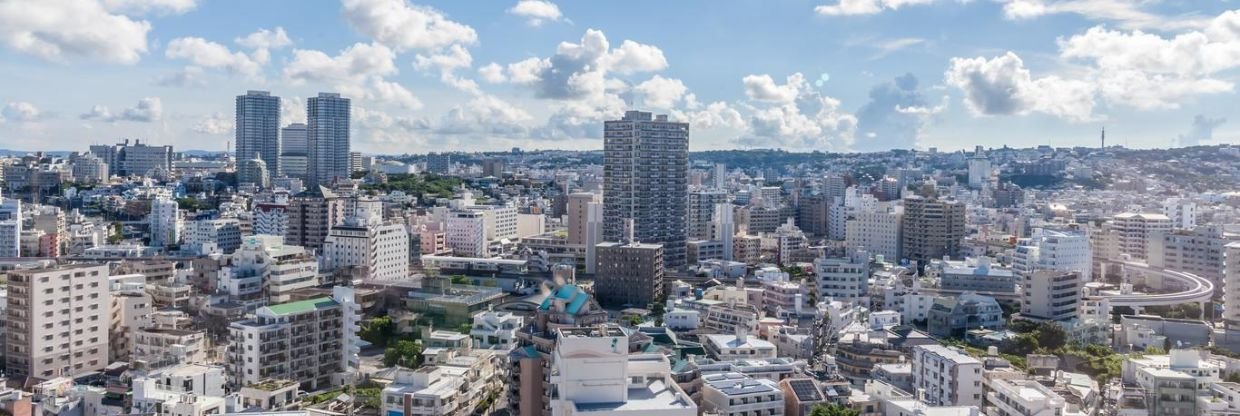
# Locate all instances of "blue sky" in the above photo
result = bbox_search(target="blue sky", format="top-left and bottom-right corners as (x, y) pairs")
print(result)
(0, 0), (1237, 154)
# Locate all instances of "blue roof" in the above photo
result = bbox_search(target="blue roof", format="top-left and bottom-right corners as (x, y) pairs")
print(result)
(539, 284), (590, 315)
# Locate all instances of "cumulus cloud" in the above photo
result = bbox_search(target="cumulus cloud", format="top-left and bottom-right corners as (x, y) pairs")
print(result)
(1001, 0), (1203, 30)
(102, 0), (196, 15)
(413, 44), (479, 93)
(478, 62), (507, 83)
(80, 97), (162, 122)
(815, 0), (935, 16)
(0, 0), (151, 64)
(191, 112), (233, 135)
(743, 73), (805, 104)
(341, 0), (476, 52)
(945, 52), (1096, 121)
(281, 96), (306, 125)
(855, 73), (940, 151)
(437, 95), (533, 135)
(2, 102), (41, 122)
(166, 37), (262, 77)
(284, 42), (421, 109)
(735, 72), (858, 151)
(156, 66), (207, 87)
(235, 27), (292, 64)
(508, 0), (563, 26)
(634, 75), (689, 110)
(502, 29), (665, 101)
(676, 101), (746, 131)
(1177, 115), (1226, 147)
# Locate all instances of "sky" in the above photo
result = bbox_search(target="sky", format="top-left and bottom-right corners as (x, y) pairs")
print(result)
(1, 0), (1238, 154)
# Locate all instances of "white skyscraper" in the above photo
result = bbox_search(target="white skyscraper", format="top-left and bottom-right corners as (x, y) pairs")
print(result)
(968, 145), (991, 189)
(713, 203), (734, 261)
(236, 90), (281, 182)
(148, 197), (182, 248)
(307, 92), (350, 186)
(0, 196), (20, 257)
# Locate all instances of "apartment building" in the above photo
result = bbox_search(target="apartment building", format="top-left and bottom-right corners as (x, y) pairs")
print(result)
(286, 185), (346, 251)
(470, 310), (523, 350)
(221, 235), (320, 305)
(846, 204), (903, 262)
(546, 326), (696, 416)
(701, 372), (785, 416)
(1020, 271), (1082, 322)
(901, 195), (966, 267)
(6, 263), (111, 382)
(227, 286), (359, 390)
(1111, 212), (1172, 260)
(911, 344), (983, 407)
(594, 242), (664, 308)
(446, 210), (487, 258)
(323, 219), (410, 280)
(814, 250), (871, 303)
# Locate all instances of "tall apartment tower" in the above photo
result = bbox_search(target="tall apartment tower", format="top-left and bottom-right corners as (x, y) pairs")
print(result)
(149, 197), (182, 248)
(280, 123), (309, 180)
(286, 186), (345, 251)
(7, 264), (112, 381)
(901, 195), (966, 268)
(307, 93), (351, 186)
(1225, 243), (1240, 326)
(236, 90), (281, 182)
(603, 110), (689, 268)
(688, 190), (729, 240)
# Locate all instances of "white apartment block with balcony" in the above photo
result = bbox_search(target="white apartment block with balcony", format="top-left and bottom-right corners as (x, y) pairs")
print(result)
(985, 378), (1077, 416)
(322, 218), (410, 280)
(6, 264), (111, 382)
(546, 326), (696, 416)
(1011, 228), (1092, 282)
(1111, 212), (1171, 260)
(470, 310), (523, 350)
(701, 372), (785, 416)
(912, 344), (983, 407)
(1020, 270), (1082, 322)
(131, 363), (227, 416)
(703, 327), (778, 361)
(382, 366), (466, 416)
(227, 286), (359, 390)
(846, 203), (903, 262)
(815, 250), (871, 303)
(221, 235), (319, 305)
(183, 218), (243, 255)
(1162, 198), (1197, 230)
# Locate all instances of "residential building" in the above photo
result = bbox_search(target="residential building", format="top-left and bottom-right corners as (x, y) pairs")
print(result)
(927, 293), (1004, 338)
(815, 250), (871, 303)
(131, 364), (227, 416)
(1149, 225), (1239, 287)
(286, 185), (345, 251)
(1011, 227), (1092, 283)
(846, 204), (903, 262)
(221, 234), (320, 305)
(236, 90), (281, 181)
(426, 153), (451, 174)
(1020, 271), (1081, 322)
(901, 195), (966, 267)
(323, 218), (410, 280)
(307, 92), (351, 186)
(183, 218), (243, 254)
(253, 202), (289, 237)
(470, 310), (523, 350)
(6, 264), (112, 381)
(1162, 198), (1197, 230)
(281, 122), (308, 179)
(968, 146), (991, 189)
(603, 111), (690, 268)
(227, 286), (359, 390)
(911, 344), (983, 406)
(690, 190), (730, 240)
(1228, 243), (1240, 325)
(0, 196), (20, 257)
(701, 372), (784, 416)
(545, 326), (696, 416)
(984, 378), (1073, 416)
(594, 241), (664, 308)
(1111, 212), (1172, 260)
(446, 210), (487, 258)
(703, 327), (778, 361)
(148, 197), (181, 248)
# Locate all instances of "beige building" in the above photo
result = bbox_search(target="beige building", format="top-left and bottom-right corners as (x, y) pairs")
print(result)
(286, 185), (346, 251)
(1111, 212), (1172, 260)
(7, 263), (112, 381)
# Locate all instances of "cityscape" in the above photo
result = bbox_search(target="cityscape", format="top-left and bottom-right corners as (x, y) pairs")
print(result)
(1, 2), (1240, 416)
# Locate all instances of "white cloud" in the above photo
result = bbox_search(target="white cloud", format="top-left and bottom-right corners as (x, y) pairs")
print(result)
(815, 0), (935, 16)
(602, 40), (669, 75)
(157, 66), (207, 87)
(2, 102), (41, 122)
(102, 0), (196, 15)
(742, 73), (806, 104)
(413, 44), (479, 93)
(945, 52), (1096, 121)
(634, 75), (688, 110)
(506, 57), (551, 84)
(478, 62), (507, 83)
(191, 112), (233, 135)
(679, 101), (746, 130)
(1176, 115), (1226, 147)
(341, 0), (477, 52)
(235, 27), (292, 64)
(438, 95), (533, 135)
(0, 0), (151, 64)
(165, 37), (262, 77)
(80, 97), (162, 122)
(284, 42), (422, 109)
(508, 0), (563, 26)
(502, 29), (666, 101)
(281, 96), (306, 125)
(1001, 0), (1204, 30)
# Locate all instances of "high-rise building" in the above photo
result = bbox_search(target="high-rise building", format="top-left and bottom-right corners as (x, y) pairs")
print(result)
(1162, 197), (1198, 230)
(901, 195), (966, 267)
(566, 192), (600, 245)
(968, 145), (991, 189)
(845, 203), (903, 261)
(1011, 227), (1092, 282)
(594, 241), (664, 308)
(286, 185), (345, 251)
(1111, 212), (1172, 260)
(236, 90), (281, 181)
(1225, 243), (1240, 326)
(603, 110), (689, 268)
(713, 203), (735, 261)
(148, 197), (182, 248)
(221, 235), (320, 305)
(426, 152), (452, 174)
(1149, 225), (1239, 287)
(280, 123), (308, 180)
(7, 264), (112, 381)
(227, 286), (359, 390)
(814, 250), (870, 303)
(713, 163), (727, 189)
(0, 196), (20, 257)
(688, 190), (729, 240)
(93, 139), (173, 177)
(323, 217), (410, 280)
(1020, 270), (1081, 322)
(307, 93), (351, 186)
(446, 210), (487, 258)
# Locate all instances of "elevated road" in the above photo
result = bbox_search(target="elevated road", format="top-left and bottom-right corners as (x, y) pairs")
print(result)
(1091, 260), (1214, 309)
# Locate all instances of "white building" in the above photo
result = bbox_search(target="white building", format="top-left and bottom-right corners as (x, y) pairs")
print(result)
(967, 146), (991, 189)
(714, 203), (735, 261)
(700, 372), (785, 416)
(1161, 198), (1197, 230)
(545, 326), (696, 416)
(381, 366), (467, 416)
(323, 219), (410, 280)
(447, 210), (487, 258)
(1011, 227), (1092, 282)
(1111, 212), (1171, 260)
(227, 286), (359, 390)
(469, 205), (519, 242)
(846, 204), (903, 262)
(911, 344), (983, 407)
(703, 327), (778, 361)
(253, 202), (288, 238)
(0, 196), (21, 258)
(985, 378), (1073, 416)
(183, 218), (243, 255)
(149, 197), (182, 248)
(1227, 243), (1240, 325)
(815, 250), (871, 303)
(1020, 270), (1082, 322)
(221, 235), (320, 304)
(132, 364), (227, 416)
(469, 310), (523, 350)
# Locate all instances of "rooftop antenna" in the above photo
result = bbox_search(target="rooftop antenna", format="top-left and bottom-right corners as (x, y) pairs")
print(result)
(1100, 127), (1105, 149)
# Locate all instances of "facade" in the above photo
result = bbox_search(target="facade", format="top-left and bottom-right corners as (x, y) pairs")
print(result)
(594, 242), (664, 308)
(984, 378), (1071, 416)
(1011, 228), (1092, 283)
(603, 111), (690, 268)
(281, 122), (309, 179)
(967, 146), (991, 189)
(901, 195), (966, 267)
(227, 286), (359, 390)
(815, 251), (871, 303)
(70, 152), (109, 183)
(323, 220), (410, 280)
(6, 264), (112, 381)
(911, 344), (983, 406)
(1020, 271), (1081, 322)
(935, 257), (1016, 294)
(1111, 212), (1172, 260)
(470, 310), (523, 350)
(148, 197), (182, 248)
(253, 202), (289, 237)
(689, 190), (729, 240)
(701, 372), (784, 416)
(222, 234), (320, 304)
(927, 293), (1004, 338)
(236, 90), (281, 181)
(446, 210), (487, 258)
(1149, 225), (1239, 287)
(99, 140), (172, 177)
(566, 192), (601, 245)
(426, 153), (451, 174)
(131, 364), (228, 416)
(1227, 243), (1240, 325)
(307, 92), (351, 186)
(183, 218), (243, 254)
(703, 328), (778, 361)
(846, 205), (903, 262)
(0, 196), (20, 257)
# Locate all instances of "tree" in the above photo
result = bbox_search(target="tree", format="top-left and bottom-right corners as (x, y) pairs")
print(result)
(450, 275), (471, 285)
(810, 403), (860, 416)
(360, 316), (395, 347)
(383, 340), (423, 367)
(1034, 322), (1067, 350)
(458, 323), (472, 335)
(107, 222), (124, 244)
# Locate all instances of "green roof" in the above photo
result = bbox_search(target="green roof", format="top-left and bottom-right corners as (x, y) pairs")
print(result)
(266, 297), (338, 315)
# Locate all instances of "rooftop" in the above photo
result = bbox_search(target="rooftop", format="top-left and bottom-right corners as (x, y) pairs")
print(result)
(265, 297), (338, 315)
(573, 378), (694, 412)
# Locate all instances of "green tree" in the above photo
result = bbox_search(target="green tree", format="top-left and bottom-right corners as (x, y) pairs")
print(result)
(810, 403), (860, 416)
(107, 222), (124, 244)
(450, 275), (471, 285)
(360, 316), (395, 347)
(383, 340), (423, 367)
(1033, 322), (1068, 350)
(458, 323), (472, 335)
(176, 197), (202, 211)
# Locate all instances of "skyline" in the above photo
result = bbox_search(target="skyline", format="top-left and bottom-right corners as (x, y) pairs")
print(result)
(1, 0), (1239, 154)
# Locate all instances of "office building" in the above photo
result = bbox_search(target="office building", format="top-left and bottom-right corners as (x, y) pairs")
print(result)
(846, 204), (903, 261)
(7, 264), (112, 381)
(281, 122), (308, 179)
(594, 241), (664, 308)
(148, 197), (182, 248)
(815, 250), (871, 303)
(236, 90), (281, 181)
(446, 210), (487, 258)
(901, 195), (966, 267)
(912, 344), (983, 406)
(228, 286), (359, 390)
(286, 185), (345, 251)
(603, 111), (690, 268)
(307, 92), (351, 186)
(689, 190), (730, 240)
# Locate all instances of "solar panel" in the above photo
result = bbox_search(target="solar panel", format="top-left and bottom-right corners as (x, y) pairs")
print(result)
(788, 379), (822, 401)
